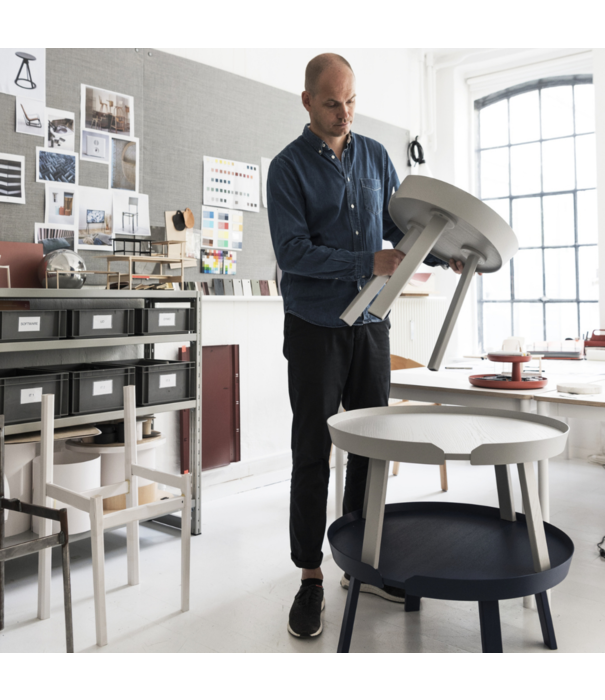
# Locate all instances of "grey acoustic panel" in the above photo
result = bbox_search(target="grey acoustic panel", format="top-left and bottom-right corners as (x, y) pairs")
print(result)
(0, 48), (409, 284)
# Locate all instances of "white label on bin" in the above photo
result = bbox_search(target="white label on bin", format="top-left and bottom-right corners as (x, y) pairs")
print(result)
(93, 314), (112, 330)
(93, 379), (113, 396)
(159, 373), (177, 389)
(18, 317), (40, 332)
(158, 313), (176, 327)
(21, 387), (42, 404)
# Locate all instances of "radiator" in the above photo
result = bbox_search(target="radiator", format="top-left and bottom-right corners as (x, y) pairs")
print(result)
(390, 296), (449, 366)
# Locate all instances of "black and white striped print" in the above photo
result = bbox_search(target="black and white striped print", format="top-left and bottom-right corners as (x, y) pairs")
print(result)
(0, 158), (22, 198)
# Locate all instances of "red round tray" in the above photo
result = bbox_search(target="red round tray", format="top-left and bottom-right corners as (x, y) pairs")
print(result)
(469, 374), (548, 390)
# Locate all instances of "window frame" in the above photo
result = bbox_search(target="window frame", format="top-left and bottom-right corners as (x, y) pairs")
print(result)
(475, 75), (598, 350)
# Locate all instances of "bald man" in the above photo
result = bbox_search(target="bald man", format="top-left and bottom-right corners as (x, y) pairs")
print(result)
(267, 53), (448, 638)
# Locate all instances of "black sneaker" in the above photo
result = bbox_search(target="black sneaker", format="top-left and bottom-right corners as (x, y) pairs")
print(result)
(287, 579), (325, 638)
(340, 572), (406, 603)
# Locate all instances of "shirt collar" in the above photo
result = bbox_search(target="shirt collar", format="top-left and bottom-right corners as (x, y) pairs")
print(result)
(302, 124), (353, 153)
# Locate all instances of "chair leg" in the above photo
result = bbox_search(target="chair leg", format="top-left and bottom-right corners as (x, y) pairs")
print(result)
(478, 600), (503, 652)
(90, 497), (108, 647)
(440, 463), (448, 491)
(404, 594), (421, 612)
(535, 591), (557, 650)
(181, 478), (192, 613)
(337, 576), (361, 653)
(334, 446), (344, 519)
(61, 542), (74, 653)
(392, 462), (400, 476)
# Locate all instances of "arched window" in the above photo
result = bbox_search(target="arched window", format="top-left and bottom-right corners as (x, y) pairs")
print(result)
(475, 76), (597, 351)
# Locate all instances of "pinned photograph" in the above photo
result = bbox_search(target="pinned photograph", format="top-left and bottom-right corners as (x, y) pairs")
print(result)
(78, 185), (113, 250)
(112, 191), (150, 236)
(46, 108), (75, 151)
(80, 129), (109, 164)
(15, 97), (45, 137)
(0, 153), (26, 204)
(81, 84), (134, 138)
(0, 49), (46, 103)
(45, 184), (78, 227)
(109, 135), (139, 192)
(35, 223), (76, 254)
(36, 147), (78, 185)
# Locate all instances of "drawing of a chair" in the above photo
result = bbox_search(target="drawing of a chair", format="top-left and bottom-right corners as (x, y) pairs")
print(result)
(91, 95), (109, 129)
(20, 103), (41, 128)
(35, 389), (191, 646)
(122, 197), (139, 233)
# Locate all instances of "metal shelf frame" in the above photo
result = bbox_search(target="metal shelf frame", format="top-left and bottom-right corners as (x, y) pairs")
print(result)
(0, 288), (202, 536)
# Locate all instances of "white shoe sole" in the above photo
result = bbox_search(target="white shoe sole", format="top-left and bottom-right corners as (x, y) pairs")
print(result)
(287, 597), (325, 638)
(340, 574), (405, 603)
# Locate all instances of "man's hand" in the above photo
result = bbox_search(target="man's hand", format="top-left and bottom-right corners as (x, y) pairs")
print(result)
(374, 249), (405, 277)
(449, 258), (482, 276)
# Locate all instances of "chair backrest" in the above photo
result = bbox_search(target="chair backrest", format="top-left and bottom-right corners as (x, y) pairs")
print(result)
(390, 354), (424, 371)
(20, 103), (30, 120)
(128, 197), (138, 212)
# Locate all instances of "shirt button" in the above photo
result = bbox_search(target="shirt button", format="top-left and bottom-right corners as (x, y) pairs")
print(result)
(348, 177), (350, 181)
(331, 155), (335, 159)
(355, 231), (359, 235)
(351, 204), (355, 209)
(318, 150), (322, 154)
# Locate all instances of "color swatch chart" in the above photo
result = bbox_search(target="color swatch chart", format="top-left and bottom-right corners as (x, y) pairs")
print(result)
(201, 249), (237, 275)
(203, 156), (260, 212)
(201, 206), (243, 250)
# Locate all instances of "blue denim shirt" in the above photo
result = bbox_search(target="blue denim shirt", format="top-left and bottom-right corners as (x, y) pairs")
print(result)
(267, 125), (443, 327)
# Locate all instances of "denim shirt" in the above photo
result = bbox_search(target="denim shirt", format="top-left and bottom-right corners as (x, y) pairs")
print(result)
(267, 124), (444, 327)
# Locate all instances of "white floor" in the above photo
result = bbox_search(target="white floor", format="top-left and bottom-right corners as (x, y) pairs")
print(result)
(2, 456), (605, 653)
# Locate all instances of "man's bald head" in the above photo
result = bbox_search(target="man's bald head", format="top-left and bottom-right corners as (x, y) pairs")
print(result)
(304, 53), (354, 96)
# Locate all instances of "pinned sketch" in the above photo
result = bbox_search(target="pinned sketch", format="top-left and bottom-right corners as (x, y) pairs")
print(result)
(203, 156), (259, 212)
(112, 191), (150, 236)
(80, 84), (134, 138)
(15, 97), (45, 137)
(36, 147), (78, 185)
(0, 153), (26, 204)
(46, 107), (75, 151)
(0, 49), (46, 103)
(109, 135), (139, 191)
(81, 129), (110, 164)
(35, 223), (76, 252)
(78, 185), (113, 250)
(45, 184), (78, 227)
(201, 249), (237, 275)
(201, 206), (243, 250)
(261, 157), (272, 208)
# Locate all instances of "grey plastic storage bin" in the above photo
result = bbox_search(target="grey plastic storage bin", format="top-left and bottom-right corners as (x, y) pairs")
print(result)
(0, 369), (69, 425)
(135, 307), (196, 335)
(0, 309), (67, 343)
(68, 309), (135, 338)
(100, 359), (195, 406)
(27, 364), (136, 416)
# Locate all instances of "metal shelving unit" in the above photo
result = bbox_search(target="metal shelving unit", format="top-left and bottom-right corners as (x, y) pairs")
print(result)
(0, 288), (202, 538)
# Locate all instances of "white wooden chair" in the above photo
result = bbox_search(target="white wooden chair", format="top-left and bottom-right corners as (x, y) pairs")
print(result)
(36, 386), (191, 647)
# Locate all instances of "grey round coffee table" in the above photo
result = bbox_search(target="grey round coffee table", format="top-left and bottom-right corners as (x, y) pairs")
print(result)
(327, 405), (573, 653)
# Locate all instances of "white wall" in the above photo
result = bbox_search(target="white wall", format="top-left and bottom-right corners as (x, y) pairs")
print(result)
(159, 48), (419, 132)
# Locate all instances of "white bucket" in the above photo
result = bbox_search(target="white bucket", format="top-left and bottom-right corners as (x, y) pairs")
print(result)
(33, 451), (101, 535)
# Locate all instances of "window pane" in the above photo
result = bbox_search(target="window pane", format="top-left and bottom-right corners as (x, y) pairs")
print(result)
(513, 303), (544, 343)
(541, 86), (574, 139)
(543, 194), (574, 246)
(482, 260), (511, 300)
(575, 84), (595, 134)
(578, 246), (599, 300)
(545, 303), (578, 339)
(544, 248), (576, 299)
(480, 148), (509, 198)
(542, 137), (575, 192)
(479, 100), (509, 148)
(580, 303), (600, 338)
(514, 249), (543, 299)
(510, 91), (540, 144)
(576, 134), (597, 190)
(510, 142), (541, 196)
(482, 303), (511, 351)
(485, 198), (510, 224)
(512, 197), (542, 247)
(577, 189), (598, 244)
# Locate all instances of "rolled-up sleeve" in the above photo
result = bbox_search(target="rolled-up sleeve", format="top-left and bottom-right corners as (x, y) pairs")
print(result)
(267, 157), (375, 281)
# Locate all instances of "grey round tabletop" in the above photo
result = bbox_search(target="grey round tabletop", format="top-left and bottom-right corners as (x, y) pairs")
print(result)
(327, 405), (569, 466)
(16, 52), (36, 61)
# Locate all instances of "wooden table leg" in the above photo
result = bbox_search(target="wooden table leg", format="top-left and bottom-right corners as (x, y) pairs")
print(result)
(494, 464), (516, 522)
(361, 458), (389, 569)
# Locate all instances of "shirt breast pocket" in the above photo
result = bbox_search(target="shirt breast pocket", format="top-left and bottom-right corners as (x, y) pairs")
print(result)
(360, 178), (382, 215)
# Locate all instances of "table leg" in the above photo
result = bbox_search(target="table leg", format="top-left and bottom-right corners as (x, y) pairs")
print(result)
(536, 402), (551, 523)
(535, 590), (557, 650)
(517, 462), (551, 573)
(361, 458), (389, 569)
(494, 464), (516, 522)
(478, 600), (503, 653)
(337, 576), (361, 653)
(334, 446), (344, 518)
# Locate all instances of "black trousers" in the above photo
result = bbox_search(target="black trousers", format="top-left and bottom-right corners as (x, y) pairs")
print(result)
(283, 313), (391, 569)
